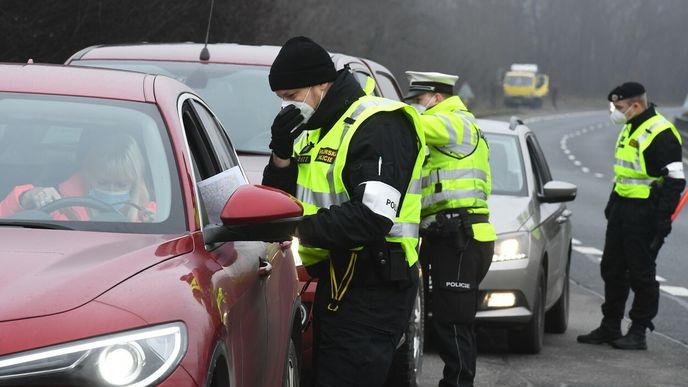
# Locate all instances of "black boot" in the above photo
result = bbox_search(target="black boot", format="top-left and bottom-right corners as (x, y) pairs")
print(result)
(611, 325), (647, 350)
(577, 325), (622, 345)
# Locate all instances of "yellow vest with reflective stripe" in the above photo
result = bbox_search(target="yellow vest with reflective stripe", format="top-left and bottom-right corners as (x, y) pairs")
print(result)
(420, 96), (496, 242)
(613, 112), (682, 199)
(293, 96), (426, 267)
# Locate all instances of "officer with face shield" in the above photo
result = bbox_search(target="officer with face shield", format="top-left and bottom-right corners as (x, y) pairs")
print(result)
(403, 71), (495, 387)
(577, 82), (685, 350)
(262, 36), (426, 387)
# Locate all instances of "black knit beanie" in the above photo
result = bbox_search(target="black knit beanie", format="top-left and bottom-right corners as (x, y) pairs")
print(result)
(269, 36), (337, 91)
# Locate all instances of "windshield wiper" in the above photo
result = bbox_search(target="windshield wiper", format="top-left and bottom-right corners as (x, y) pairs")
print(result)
(0, 221), (74, 230)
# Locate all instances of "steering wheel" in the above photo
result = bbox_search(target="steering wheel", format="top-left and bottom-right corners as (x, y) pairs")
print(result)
(40, 196), (119, 214)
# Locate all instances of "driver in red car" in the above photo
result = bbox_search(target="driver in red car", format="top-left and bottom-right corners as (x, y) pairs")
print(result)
(0, 133), (155, 222)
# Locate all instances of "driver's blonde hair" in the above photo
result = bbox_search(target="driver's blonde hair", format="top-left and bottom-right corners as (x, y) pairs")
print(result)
(82, 133), (150, 215)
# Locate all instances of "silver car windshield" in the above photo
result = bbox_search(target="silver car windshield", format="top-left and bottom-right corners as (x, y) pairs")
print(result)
(72, 60), (279, 155)
(484, 133), (527, 196)
(0, 93), (186, 233)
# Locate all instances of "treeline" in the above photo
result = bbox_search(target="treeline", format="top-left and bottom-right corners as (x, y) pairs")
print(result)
(1, 0), (687, 104)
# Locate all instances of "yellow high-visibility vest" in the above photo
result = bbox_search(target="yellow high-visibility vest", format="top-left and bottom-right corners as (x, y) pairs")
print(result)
(419, 96), (496, 242)
(613, 112), (682, 198)
(292, 95), (426, 267)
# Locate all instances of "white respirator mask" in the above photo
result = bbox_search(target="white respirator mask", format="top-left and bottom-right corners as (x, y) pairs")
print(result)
(410, 94), (437, 114)
(609, 104), (633, 125)
(281, 86), (323, 126)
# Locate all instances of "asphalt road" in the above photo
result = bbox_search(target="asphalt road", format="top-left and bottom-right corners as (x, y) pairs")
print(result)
(418, 107), (688, 387)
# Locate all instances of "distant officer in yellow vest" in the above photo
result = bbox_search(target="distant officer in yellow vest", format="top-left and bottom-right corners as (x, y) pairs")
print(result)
(578, 82), (685, 350)
(404, 71), (495, 387)
(263, 36), (426, 387)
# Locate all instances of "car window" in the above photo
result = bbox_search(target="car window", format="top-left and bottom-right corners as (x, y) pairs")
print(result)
(525, 134), (552, 194)
(72, 60), (280, 155)
(181, 100), (221, 180)
(483, 132), (527, 196)
(180, 98), (247, 227)
(375, 71), (402, 100)
(190, 100), (240, 171)
(0, 92), (185, 233)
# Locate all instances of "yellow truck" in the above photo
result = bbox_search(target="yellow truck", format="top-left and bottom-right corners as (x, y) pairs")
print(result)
(502, 64), (549, 108)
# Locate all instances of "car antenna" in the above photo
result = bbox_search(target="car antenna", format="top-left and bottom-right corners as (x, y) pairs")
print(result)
(199, 0), (215, 61)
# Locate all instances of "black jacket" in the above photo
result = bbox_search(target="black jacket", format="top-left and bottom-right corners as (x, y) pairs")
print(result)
(608, 105), (686, 219)
(262, 69), (419, 250)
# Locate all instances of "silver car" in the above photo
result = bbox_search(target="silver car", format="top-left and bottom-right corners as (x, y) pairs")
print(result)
(476, 117), (577, 354)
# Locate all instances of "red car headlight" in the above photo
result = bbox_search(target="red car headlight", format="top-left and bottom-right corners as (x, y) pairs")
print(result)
(0, 322), (187, 386)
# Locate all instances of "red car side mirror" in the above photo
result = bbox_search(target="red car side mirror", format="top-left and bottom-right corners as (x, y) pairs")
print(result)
(204, 185), (303, 244)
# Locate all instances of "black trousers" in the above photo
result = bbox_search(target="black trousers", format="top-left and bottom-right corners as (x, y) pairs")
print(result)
(309, 252), (419, 387)
(601, 199), (662, 330)
(420, 232), (494, 387)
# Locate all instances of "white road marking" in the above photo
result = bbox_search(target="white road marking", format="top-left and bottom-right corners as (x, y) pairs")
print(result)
(574, 160), (582, 166)
(656, 275), (667, 282)
(568, 155), (575, 160)
(572, 238), (582, 245)
(582, 167), (590, 173)
(563, 149), (570, 154)
(660, 285), (688, 297)
(573, 246), (604, 255)
(594, 173), (605, 178)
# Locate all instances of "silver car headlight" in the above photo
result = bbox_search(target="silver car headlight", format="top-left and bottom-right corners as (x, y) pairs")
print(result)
(0, 322), (187, 386)
(492, 232), (529, 262)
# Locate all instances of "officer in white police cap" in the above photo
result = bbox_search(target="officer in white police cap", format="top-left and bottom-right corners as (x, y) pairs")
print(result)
(405, 71), (496, 387)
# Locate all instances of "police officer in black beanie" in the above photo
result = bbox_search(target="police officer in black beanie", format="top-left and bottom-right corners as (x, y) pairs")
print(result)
(262, 36), (426, 386)
(577, 82), (685, 350)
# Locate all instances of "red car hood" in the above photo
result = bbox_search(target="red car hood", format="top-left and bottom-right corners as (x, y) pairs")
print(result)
(0, 228), (192, 322)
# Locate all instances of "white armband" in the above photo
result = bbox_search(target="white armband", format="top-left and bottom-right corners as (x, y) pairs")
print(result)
(665, 162), (685, 179)
(361, 181), (401, 221)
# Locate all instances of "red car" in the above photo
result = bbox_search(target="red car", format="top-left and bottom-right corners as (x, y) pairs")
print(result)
(66, 43), (424, 386)
(0, 63), (303, 387)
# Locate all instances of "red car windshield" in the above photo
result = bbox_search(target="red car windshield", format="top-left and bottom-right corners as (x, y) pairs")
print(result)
(72, 60), (281, 155)
(0, 93), (186, 233)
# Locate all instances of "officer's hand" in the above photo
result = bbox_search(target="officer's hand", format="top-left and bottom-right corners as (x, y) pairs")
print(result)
(656, 216), (672, 238)
(269, 105), (304, 159)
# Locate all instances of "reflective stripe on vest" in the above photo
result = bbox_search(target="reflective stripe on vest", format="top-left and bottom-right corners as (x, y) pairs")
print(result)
(296, 186), (349, 209)
(422, 188), (488, 209)
(295, 95), (426, 267)
(421, 168), (488, 188)
(613, 112), (681, 199)
(435, 111), (477, 156)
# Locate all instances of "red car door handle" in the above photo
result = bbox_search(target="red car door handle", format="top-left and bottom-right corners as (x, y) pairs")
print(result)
(258, 257), (273, 277)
